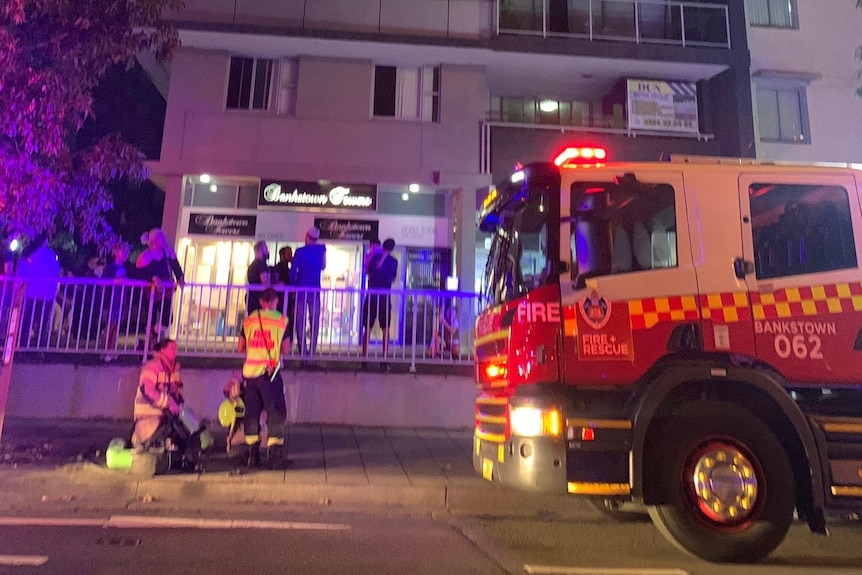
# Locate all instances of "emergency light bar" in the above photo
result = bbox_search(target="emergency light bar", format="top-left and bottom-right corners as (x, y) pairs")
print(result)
(553, 146), (607, 167)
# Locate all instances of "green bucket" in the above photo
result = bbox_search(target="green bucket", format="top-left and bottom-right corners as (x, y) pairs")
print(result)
(105, 438), (133, 470)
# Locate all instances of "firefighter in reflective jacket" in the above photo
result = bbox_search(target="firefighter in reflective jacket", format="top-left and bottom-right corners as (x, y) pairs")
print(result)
(238, 287), (290, 468)
(133, 338), (183, 447)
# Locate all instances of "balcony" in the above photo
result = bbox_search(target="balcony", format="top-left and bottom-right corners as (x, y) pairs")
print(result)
(168, 0), (493, 40)
(168, 0), (728, 48)
(497, 0), (730, 47)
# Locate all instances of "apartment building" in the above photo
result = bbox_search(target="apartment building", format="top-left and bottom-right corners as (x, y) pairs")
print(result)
(147, 0), (753, 312)
(746, 0), (862, 164)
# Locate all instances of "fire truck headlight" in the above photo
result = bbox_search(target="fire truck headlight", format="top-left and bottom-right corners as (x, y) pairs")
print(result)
(484, 361), (507, 381)
(510, 406), (562, 438)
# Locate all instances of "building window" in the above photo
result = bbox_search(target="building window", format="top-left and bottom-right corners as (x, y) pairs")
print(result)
(226, 57), (274, 111)
(488, 96), (609, 129)
(756, 83), (808, 144)
(373, 65), (440, 122)
(748, 0), (797, 28)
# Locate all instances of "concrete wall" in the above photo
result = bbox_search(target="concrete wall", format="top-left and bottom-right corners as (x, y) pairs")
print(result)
(159, 51), (485, 185)
(747, 3), (862, 164)
(7, 363), (477, 429)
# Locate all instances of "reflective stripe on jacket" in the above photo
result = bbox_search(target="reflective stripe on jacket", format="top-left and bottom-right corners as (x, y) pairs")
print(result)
(242, 310), (287, 379)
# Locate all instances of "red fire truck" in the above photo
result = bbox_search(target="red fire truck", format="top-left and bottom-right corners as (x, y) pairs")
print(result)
(473, 147), (862, 563)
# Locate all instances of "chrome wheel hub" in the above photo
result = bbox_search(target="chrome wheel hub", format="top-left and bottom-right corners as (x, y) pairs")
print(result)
(690, 445), (759, 523)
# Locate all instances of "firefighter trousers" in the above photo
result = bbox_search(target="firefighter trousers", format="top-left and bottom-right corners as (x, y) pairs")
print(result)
(243, 372), (286, 447)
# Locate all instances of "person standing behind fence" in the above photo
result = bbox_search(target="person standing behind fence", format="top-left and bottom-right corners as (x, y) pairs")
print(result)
(246, 241), (272, 315)
(290, 227), (326, 360)
(101, 243), (130, 362)
(237, 288), (289, 468)
(361, 238), (398, 369)
(274, 246), (294, 345)
(429, 299), (460, 358)
(136, 229), (185, 343)
(16, 235), (60, 347)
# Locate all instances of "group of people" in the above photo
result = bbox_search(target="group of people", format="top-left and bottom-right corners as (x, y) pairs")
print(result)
(246, 227), (328, 360)
(5, 228), (185, 358)
(246, 228), (407, 368)
(134, 286), (290, 470)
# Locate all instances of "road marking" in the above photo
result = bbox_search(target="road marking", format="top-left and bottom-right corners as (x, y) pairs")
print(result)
(0, 555), (49, 566)
(0, 518), (104, 527)
(524, 567), (688, 575)
(0, 516), (350, 531)
(105, 516), (351, 531)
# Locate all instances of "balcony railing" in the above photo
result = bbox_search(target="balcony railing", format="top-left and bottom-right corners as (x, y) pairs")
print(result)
(171, 0), (493, 40)
(0, 277), (477, 371)
(498, 0), (730, 47)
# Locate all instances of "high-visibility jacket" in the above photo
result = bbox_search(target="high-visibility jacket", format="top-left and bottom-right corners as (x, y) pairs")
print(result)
(134, 357), (182, 420)
(242, 310), (287, 378)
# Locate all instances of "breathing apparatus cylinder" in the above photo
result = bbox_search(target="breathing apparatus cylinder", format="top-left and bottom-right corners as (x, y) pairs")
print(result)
(105, 438), (133, 470)
(177, 405), (203, 434)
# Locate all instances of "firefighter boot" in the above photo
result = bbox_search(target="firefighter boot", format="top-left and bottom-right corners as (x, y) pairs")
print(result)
(266, 444), (285, 470)
(246, 443), (262, 469)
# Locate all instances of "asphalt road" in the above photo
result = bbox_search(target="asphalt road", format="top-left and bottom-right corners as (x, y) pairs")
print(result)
(0, 508), (507, 575)
(473, 512), (862, 575)
(2, 502), (862, 575)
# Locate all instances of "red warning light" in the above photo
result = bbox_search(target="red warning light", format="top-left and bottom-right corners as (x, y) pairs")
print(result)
(553, 147), (608, 167)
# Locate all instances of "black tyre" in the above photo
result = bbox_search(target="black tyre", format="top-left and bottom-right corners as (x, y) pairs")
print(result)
(646, 401), (795, 563)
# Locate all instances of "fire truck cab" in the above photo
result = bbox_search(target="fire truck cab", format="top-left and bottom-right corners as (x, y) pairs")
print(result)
(473, 150), (862, 563)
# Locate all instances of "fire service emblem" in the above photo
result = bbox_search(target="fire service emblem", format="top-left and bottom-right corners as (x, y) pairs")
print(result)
(579, 291), (611, 330)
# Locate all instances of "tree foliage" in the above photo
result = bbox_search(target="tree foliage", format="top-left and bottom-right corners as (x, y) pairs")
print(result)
(0, 0), (181, 246)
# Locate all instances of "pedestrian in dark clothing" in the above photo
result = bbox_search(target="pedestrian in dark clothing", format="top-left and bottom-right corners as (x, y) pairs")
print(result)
(16, 235), (61, 347)
(246, 241), (272, 315)
(290, 227), (326, 359)
(136, 228), (185, 342)
(361, 238), (398, 367)
(274, 246), (294, 344)
(101, 243), (130, 362)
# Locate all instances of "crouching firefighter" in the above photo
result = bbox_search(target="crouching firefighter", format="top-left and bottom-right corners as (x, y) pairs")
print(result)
(133, 338), (207, 470)
(237, 287), (289, 468)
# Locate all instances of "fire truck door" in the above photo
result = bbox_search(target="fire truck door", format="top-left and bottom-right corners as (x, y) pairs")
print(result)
(559, 170), (697, 385)
(737, 173), (862, 384)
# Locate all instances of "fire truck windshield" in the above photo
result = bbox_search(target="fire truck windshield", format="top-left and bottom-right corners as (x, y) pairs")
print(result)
(479, 164), (561, 307)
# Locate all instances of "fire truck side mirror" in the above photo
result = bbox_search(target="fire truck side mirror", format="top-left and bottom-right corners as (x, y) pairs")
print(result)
(733, 257), (754, 279)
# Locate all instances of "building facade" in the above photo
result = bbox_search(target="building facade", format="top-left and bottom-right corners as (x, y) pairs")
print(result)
(746, 0), (862, 164)
(148, 0), (755, 301)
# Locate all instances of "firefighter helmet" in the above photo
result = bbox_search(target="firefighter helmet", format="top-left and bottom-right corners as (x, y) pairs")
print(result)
(217, 398), (246, 428)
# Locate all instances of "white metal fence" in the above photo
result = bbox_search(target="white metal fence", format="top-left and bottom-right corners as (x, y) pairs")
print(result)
(0, 276), (478, 370)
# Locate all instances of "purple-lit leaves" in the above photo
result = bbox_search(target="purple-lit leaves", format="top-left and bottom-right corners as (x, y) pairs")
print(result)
(0, 0), (181, 244)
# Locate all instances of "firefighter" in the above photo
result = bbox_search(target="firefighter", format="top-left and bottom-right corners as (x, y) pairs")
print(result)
(237, 287), (289, 468)
(132, 338), (199, 469)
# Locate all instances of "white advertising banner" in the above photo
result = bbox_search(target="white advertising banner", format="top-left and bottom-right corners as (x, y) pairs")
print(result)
(627, 79), (699, 134)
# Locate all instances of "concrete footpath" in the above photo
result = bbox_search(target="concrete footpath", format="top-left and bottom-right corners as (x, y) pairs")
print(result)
(0, 418), (593, 519)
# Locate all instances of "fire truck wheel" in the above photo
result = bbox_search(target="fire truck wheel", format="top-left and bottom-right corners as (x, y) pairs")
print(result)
(646, 401), (795, 563)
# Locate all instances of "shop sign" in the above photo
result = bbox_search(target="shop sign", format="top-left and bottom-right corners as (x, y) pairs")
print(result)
(188, 213), (257, 237)
(314, 218), (379, 241)
(626, 78), (699, 134)
(259, 180), (377, 211)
